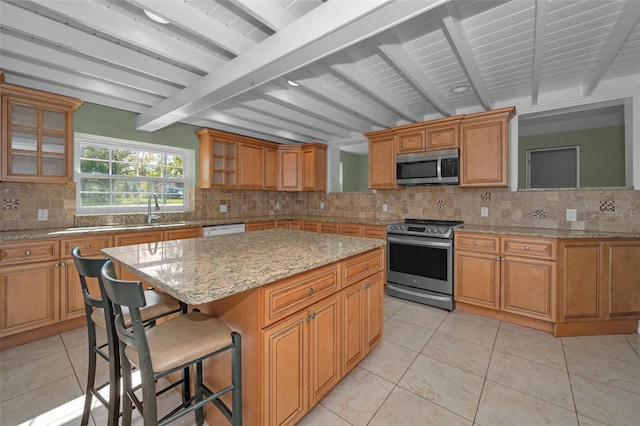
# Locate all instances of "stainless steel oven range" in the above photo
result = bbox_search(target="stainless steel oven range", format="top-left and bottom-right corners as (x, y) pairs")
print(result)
(385, 219), (464, 311)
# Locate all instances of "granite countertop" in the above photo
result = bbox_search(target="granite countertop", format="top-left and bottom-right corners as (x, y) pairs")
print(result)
(101, 229), (386, 305)
(457, 225), (640, 239)
(0, 216), (391, 242)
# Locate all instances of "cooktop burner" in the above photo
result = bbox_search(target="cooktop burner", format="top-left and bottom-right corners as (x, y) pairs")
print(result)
(386, 218), (464, 239)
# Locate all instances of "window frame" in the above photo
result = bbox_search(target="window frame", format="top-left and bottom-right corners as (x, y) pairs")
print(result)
(74, 133), (192, 214)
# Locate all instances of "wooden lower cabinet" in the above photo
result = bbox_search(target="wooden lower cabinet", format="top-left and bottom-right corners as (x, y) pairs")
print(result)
(501, 256), (555, 321)
(0, 260), (60, 336)
(606, 240), (640, 317)
(455, 250), (500, 309)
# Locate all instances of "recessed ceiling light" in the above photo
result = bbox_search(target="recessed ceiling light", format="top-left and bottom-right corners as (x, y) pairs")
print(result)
(287, 80), (300, 87)
(144, 10), (170, 24)
(451, 85), (470, 93)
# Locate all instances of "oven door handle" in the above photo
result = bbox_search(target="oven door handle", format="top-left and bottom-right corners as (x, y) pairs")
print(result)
(387, 235), (451, 248)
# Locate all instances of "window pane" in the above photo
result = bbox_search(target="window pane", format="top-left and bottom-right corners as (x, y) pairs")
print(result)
(138, 152), (162, 177)
(163, 184), (184, 204)
(139, 181), (163, 194)
(81, 159), (109, 174)
(81, 192), (111, 207)
(11, 153), (37, 174)
(42, 133), (65, 153)
(113, 179), (139, 193)
(81, 178), (111, 192)
(11, 130), (37, 151)
(112, 192), (139, 207)
(12, 104), (37, 127)
(42, 110), (65, 130)
(80, 144), (110, 160)
(111, 161), (137, 176)
(112, 148), (136, 162)
(42, 156), (65, 176)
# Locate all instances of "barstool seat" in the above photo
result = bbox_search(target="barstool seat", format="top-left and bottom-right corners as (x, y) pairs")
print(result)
(71, 247), (186, 426)
(101, 260), (242, 426)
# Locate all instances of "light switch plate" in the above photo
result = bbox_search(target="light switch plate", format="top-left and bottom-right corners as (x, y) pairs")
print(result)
(37, 209), (48, 221)
(320, 202), (325, 209)
(566, 209), (577, 221)
(275, 202), (281, 210)
(481, 207), (489, 217)
(220, 204), (227, 213)
(382, 204), (388, 212)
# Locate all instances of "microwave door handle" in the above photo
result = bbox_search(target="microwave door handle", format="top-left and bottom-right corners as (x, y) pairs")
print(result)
(436, 157), (442, 180)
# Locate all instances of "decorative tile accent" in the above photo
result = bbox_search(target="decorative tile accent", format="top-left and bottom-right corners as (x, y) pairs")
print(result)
(343, 205), (352, 213)
(3, 199), (20, 210)
(600, 201), (615, 212)
(533, 209), (546, 219)
(481, 192), (491, 201)
(400, 206), (409, 215)
(207, 200), (215, 207)
(320, 193), (328, 201)
(236, 205), (244, 213)
(370, 199), (378, 208)
(437, 200), (447, 209)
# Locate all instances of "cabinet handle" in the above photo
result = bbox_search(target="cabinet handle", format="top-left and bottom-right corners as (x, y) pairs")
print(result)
(54, 262), (59, 268)
(473, 241), (478, 246)
(524, 246), (530, 251)
(496, 257), (501, 262)
(60, 261), (66, 267)
(308, 287), (314, 294)
(364, 263), (369, 270)
(311, 312), (316, 320)
(25, 249), (32, 256)
(364, 282), (371, 289)
(85, 243), (92, 249)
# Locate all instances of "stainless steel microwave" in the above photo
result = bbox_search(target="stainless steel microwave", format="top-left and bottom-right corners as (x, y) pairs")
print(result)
(396, 148), (459, 185)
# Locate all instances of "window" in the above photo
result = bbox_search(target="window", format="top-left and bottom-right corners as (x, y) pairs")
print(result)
(75, 134), (191, 214)
(526, 146), (580, 189)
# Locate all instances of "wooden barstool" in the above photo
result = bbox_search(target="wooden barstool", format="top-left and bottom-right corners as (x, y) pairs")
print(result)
(101, 260), (242, 426)
(71, 247), (186, 426)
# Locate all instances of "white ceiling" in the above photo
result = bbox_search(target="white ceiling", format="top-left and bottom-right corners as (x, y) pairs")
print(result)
(1, 0), (639, 150)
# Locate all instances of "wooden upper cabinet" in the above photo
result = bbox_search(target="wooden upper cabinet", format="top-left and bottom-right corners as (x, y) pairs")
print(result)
(278, 145), (302, 191)
(265, 146), (278, 190)
(1, 76), (83, 183)
(238, 142), (266, 189)
(366, 130), (397, 189)
(460, 107), (515, 187)
(425, 117), (461, 150)
(302, 143), (327, 192)
(396, 128), (424, 154)
(197, 129), (237, 189)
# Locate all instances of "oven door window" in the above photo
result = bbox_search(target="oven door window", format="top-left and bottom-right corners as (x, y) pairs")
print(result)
(397, 159), (438, 180)
(388, 242), (448, 281)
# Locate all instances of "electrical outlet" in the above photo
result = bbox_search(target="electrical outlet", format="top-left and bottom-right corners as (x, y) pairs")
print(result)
(382, 204), (388, 212)
(320, 202), (325, 209)
(566, 209), (577, 221)
(481, 207), (489, 217)
(275, 202), (281, 210)
(220, 204), (227, 213)
(37, 209), (48, 221)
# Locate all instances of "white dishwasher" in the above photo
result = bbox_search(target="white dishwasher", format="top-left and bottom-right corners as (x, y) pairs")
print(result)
(202, 223), (246, 237)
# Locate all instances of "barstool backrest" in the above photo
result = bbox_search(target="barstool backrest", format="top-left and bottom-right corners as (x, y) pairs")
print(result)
(70, 247), (111, 316)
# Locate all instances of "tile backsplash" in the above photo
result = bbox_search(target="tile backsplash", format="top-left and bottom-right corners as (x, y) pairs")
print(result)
(1, 180), (639, 233)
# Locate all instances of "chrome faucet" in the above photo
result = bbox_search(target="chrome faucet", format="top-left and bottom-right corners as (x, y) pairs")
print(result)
(147, 193), (160, 223)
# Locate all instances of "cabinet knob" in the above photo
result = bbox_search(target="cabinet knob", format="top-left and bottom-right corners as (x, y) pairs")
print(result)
(85, 243), (92, 249)
(364, 282), (371, 289)
(524, 246), (530, 251)
(25, 249), (31, 256)
(364, 263), (369, 270)
(54, 262), (59, 268)
(473, 241), (478, 246)
(496, 257), (501, 262)
(311, 312), (316, 320)
(308, 287), (314, 294)
(60, 261), (66, 267)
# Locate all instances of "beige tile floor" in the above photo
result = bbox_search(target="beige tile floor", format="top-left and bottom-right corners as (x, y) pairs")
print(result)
(1, 295), (639, 425)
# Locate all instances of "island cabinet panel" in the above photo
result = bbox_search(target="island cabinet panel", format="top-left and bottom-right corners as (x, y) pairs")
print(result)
(606, 240), (640, 317)
(308, 294), (341, 406)
(364, 271), (384, 351)
(341, 281), (365, 374)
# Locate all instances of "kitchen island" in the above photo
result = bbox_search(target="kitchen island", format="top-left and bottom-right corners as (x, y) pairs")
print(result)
(102, 229), (386, 426)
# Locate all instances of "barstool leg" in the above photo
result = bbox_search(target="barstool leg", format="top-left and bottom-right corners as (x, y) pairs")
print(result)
(106, 338), (120, 426)
(195, 361), (204, 426)
(121, 356), (133, 426)
(231, 332), (242, 426)
(81, 345), (96, 425)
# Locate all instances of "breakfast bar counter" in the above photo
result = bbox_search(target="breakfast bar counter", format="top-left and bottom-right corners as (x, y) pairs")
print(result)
(102, 229), (387, 426)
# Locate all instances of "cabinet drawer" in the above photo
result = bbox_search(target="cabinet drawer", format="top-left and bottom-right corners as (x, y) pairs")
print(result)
(340, 224), (362, 237)
(320, 223), (339, 234)
(361, 225), (385, 239)
(61, 235), (112, 258)
(502, 237), (556, 260)
(342, 248), (383, 288)
(302, 221), (319, 232)
(455, 233), (499, 253)
(0, 239), (60, 265)
(262, 264), (339, 327)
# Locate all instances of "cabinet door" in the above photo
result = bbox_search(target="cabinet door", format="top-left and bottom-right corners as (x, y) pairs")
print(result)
(425, 122), (459, 150)
(606, 240), (640, 317)
(368, 134), (398, 189)
(309, 294), (341, 406)
(0, 261), (60, 336)
(263, 310), (308, 426)
(501, 257), (556, 322)
(238, 143), (265, 189)
(265, 147), (278, 190)
(396, 128), (424, 154)
(302, 145), (327, 191)
(459, 109), (512, 187)
(558, 241), (604, 322)
(342, 283), (365, 374)
(454, 250), (500, 309)
(61, 261), (98, 320)
(278, 147), (302, 191)
(364, 272), (384, 351)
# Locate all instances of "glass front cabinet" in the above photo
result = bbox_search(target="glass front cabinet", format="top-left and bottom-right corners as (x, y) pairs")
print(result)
(1, 75), (83, 183)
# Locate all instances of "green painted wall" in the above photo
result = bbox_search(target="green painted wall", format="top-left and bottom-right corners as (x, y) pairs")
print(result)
(340, 151), (369, 192)
(518, 125), (625, 188)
